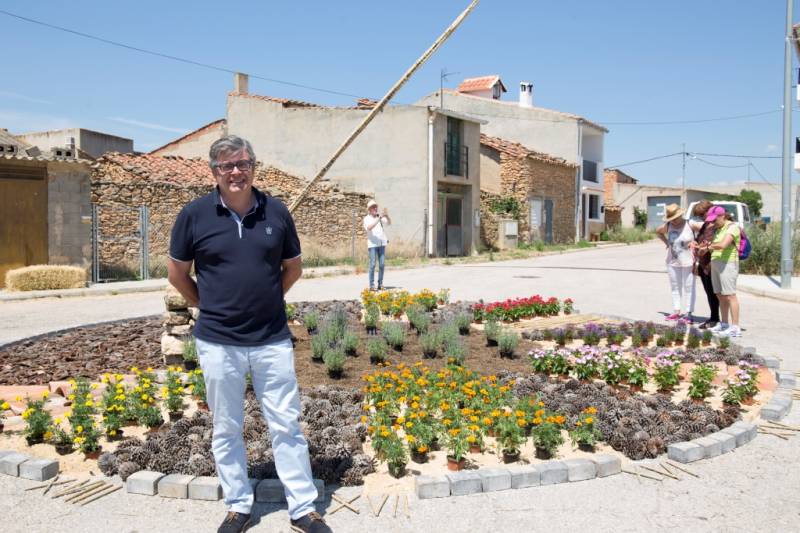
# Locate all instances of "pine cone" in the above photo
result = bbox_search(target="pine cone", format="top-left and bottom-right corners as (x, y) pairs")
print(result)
(97, 452), (118, 476)
(117, 461), (142, 481)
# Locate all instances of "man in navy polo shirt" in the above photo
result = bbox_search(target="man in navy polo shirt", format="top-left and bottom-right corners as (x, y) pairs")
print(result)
(168, 136), (331, 533)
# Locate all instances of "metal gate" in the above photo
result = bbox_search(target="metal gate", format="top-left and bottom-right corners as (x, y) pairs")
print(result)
(91, 205), (171, 282)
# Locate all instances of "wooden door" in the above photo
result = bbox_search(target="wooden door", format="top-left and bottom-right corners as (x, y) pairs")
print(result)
(0, 164), (48, 287)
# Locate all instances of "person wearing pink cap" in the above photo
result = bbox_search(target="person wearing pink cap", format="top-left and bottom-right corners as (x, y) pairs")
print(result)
(697, 206), (741, 337)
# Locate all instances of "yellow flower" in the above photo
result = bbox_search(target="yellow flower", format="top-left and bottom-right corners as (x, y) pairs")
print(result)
(576, 421), (583, 427)
(109, 430), (117, 436)
(76, 425), (83, 434)
(141, 394), (149, 401)
(0, 402), (9, 410)
(585, 417), (593, 425)
(15, 395), (22, 402)
(21, 410), (30, 419)
(91, 383), (98, 390)
(68, 394), (75, 401)
(85, 400), (94, 407)
(54, 417), (62, 424)
(43, 430), (53, 440)
(42, 391), (50, 399)
(466, 435), (476, 443)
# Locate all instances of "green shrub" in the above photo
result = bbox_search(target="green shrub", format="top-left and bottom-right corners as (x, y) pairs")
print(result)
(455, 313), (472, 335)
(445, 340), (467, 366)
(606, 226), (654, 243)
(342, 329), (359, 355)
(439, 321), (459, 349)
(310, 334), (327, 361)
(325, 307), (349, 339)
(364, 304), (380, 329)
(409, 310), (431, 334)
(740, 222), (800, 275)
(489, 196), (521, 219)
(497, 330), (519, 357)
(367, 338), (388, 364)
(484, 320), (501, 343)
(323, 346), (345, 377)
(304, 311), (320, 332)
(382, 322), (406, 350)
(419, 330), (440, 357)
(182, 338), (197, 362)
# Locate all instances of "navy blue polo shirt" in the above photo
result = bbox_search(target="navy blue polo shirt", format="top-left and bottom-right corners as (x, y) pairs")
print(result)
(169, 186), (301, 346)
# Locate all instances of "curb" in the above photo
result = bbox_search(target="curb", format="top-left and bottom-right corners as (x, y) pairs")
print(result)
(736, 283), (800, 304)
(0, 282), (168, 302)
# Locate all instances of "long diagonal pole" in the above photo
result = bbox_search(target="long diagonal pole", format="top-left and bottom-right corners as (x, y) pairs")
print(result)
(288, 0), (480, 213)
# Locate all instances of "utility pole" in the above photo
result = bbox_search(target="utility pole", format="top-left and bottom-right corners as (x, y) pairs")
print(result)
(781, 0), (794, 289)
(681, 143), (687, 204)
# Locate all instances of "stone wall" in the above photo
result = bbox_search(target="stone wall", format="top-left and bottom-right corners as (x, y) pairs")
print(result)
(479, 190), (502, 250)
(498, 154), (576, 244)
(91, 156), (370, 274)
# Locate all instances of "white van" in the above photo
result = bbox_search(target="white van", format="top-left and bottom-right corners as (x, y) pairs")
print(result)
(686, 200), (751, 229)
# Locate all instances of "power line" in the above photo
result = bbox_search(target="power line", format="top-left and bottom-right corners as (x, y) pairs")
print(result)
(0, 8), (370, 101)
(692, 151), (781, 159)
(690, 156), (750, 169)
(600, 109), (782, 125)
(607, 152), (683, 168)
(747, 162), (780, 190)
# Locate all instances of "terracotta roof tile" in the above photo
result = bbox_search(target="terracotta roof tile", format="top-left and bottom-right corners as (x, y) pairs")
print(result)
(457, 75), (506, 94)
(149, 119), (226, 155)
(95, 152), (213, 187)
(480, 134), (577, 168)
(229, 91), (321, 108)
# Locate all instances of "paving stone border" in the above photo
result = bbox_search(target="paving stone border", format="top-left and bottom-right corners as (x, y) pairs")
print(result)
(413, 344), (795, 499)
(0, 346), (794, 503)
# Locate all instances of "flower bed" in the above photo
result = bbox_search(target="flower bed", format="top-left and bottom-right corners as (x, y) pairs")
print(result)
(471, 295), (564, 322)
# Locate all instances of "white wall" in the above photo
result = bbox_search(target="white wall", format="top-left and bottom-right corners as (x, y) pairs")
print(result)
(418, 91), (584, 164)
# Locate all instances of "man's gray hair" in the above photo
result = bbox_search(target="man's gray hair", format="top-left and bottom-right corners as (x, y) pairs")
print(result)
(209, 135), (256, 168)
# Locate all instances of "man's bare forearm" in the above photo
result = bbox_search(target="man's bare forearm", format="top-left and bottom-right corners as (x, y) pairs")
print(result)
(169, 272), (200, 307)
(282, 262), (302, 295)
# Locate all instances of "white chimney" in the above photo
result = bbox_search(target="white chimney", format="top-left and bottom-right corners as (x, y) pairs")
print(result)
(519, 82), (533, 108)
(64, 136), (75, 148)
(234, 72), (249, 94)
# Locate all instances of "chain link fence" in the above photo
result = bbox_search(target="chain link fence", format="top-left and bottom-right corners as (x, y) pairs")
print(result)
(91, 205), (172, 282)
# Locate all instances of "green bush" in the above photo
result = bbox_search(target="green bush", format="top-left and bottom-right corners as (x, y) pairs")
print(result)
(323, 346), (345, 376)
(455, 313), (471, 335)
(381, 322), (406, 350)
(633, 206), (648, 228)
(606, 226), (654, 243)
(419, 330), (440, 357)
(484, 320), (501, 343)
(740, 222), (800, 275)
(367, 338), (388, 364)
(342, 329), (359, 356)
(303, 311), (320, 332)
(489, 196), (521, 219)
(310, 334), (327, 361)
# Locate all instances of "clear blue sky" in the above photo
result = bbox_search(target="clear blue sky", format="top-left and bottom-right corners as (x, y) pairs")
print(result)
(1, 0), (795, 189)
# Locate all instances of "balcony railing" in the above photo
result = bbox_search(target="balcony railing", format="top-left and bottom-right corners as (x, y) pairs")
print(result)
(445, 142), (469, 177)
(582, 159), (599, 182)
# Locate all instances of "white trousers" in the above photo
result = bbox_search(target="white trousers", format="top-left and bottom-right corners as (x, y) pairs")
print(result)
(667, 264), (696, 314)
(195, 337), (317, 518)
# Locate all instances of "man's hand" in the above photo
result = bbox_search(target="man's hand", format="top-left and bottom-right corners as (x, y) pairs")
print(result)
(282, 256), (302, 295)
(167, 258), (199, 307)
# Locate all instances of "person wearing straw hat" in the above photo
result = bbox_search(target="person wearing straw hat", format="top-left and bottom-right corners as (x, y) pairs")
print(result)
(656, 203), (696, 323)
(363, 199), (391, 290)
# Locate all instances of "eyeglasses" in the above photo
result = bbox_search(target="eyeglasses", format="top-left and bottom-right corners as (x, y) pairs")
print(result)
(215, 159), (253, 173)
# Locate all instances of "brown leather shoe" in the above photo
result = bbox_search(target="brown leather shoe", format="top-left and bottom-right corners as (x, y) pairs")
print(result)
(217, 511), (251, 533)
(290, 511), (332, 533)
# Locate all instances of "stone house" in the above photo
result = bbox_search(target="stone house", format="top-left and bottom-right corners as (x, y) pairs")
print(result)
(417, 77), (608, 241)
(480, 134), (577, 245)
(154, 75), (486, 257)
(90, 152), (370, 277)
(17, 128), (133, 159)
(0, 129), (92, 286)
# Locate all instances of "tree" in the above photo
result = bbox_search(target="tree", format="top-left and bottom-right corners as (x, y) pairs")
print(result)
(738, 189), (763, 218)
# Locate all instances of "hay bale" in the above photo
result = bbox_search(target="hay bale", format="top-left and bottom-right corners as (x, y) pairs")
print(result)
(5, 265), (87, 291)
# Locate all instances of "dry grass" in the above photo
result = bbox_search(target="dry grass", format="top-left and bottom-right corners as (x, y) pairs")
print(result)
(5, 265), (87, 291)
(299, 235), (423, 268)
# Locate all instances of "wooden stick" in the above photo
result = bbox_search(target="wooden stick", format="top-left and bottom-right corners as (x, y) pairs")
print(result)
(26, 476), (71, 491)
(765, 421), (800, 431)
(640, 464), (679, 480)
(79, 485), (121, 506)
(404, 494), (410, 518)
(65, 483), (109, 504)
(393, 494), (400, 518)
(376, 493), (390, 517)
(288, 0), (481, 213)
(666, 461), (700, 479)
(621, 469), (662, 481)
(659, 462), (679, 479)
(330, 494), (360, 514)
(52, 479), (92, 498)
(57, 480), (104, 500)
(366, 494), (377, 517)
(758, 429), (789, 440)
